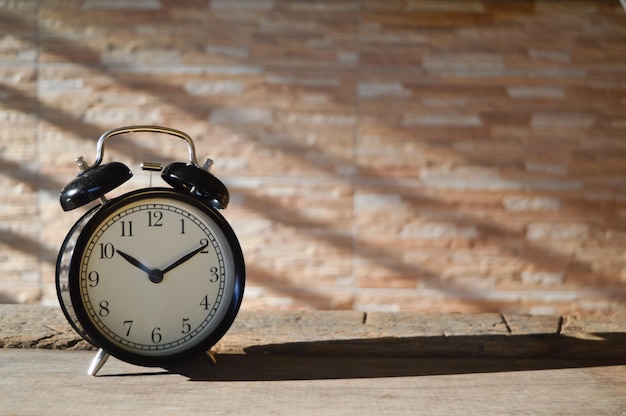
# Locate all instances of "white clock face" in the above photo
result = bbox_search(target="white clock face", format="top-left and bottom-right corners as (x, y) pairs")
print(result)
(78, 196), (236, 356)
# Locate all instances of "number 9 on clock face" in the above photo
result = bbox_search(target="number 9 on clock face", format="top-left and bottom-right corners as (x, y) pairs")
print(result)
(57, 188), (245, 366)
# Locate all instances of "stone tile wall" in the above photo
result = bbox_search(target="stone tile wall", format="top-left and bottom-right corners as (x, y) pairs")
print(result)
(1, 0), (625, 315)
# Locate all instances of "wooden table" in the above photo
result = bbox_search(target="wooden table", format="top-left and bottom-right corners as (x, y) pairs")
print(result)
(1, 305), (625, 415)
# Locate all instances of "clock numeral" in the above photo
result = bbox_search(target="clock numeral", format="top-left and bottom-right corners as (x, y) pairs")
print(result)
(147, 211), (163, 227)
(98, 243), (115, 259)
(180, 219), (186, 234)
(200, 295), (210, 310)
(200, 238), (210, 254)
(181, 318), (191, 334)
(123, 320), (133, 336)
(98, 300), (110, 317)
(88, 271), (100, 287)
(209, 267), (219, 282)
(151, 327), (162, 344)
(121, 221), (133, 237)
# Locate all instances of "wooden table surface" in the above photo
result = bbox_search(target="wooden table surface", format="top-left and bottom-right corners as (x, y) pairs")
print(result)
(1, 305), (625, 415)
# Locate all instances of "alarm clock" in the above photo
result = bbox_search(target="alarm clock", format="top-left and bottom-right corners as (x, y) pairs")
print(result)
(55, 125), (245, 376)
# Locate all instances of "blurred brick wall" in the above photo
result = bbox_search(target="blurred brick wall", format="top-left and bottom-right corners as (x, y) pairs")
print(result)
(1, 0), (625, 315)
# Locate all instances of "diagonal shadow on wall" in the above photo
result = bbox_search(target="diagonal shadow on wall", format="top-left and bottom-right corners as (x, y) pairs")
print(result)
(1, 5), (624, 310)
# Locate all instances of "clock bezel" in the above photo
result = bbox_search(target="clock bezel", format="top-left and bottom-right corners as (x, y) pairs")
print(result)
(60, 187), (245, 367)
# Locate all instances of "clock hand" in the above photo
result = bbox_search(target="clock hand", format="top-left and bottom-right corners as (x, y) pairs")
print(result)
(116, 249), (153, 275)
(161, 241), (209, 275)
(117, 250), (165, 283)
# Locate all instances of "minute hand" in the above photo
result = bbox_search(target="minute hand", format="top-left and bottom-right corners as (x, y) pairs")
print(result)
(161, 241), (209, 274)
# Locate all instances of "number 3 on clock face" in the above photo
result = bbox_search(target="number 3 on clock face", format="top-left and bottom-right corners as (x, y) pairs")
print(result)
(59, 188), (245, 366)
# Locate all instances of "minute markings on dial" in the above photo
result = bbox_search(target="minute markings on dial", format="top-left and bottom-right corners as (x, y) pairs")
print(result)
(71, 194), (237, 357)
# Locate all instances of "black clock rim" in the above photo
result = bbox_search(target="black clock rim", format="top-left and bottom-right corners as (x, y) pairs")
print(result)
(66, 187), (245, 367)
(55, 204), (102, 345)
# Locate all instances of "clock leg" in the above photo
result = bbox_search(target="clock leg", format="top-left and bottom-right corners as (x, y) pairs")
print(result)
(87, 348), (110, 376)
(204, 349), (217, 365)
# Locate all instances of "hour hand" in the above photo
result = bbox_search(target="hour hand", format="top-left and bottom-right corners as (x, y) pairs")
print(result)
(116, 249), (153, 274)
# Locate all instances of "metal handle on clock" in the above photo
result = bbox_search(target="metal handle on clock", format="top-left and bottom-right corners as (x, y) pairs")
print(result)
(89, 125), (201, 170)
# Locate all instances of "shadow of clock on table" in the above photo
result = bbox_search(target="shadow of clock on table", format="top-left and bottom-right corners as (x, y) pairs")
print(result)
(164, 332), (626, 382)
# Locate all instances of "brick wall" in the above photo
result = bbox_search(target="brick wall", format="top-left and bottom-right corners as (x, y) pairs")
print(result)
(1, 0), (625, 315)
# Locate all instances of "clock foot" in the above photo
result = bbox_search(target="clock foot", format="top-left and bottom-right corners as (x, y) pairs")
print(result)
(204, 349), (217, 365)
(87, 348), (110, 376)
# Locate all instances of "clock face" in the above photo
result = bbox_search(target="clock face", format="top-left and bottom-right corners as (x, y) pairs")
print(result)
(66, 189), (244, 364)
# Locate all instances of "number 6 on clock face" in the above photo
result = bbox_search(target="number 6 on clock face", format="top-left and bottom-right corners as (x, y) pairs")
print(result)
(57, 188), (245, 367)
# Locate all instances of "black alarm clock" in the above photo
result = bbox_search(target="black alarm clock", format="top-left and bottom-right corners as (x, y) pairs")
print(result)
(55, 125), (245, 376)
